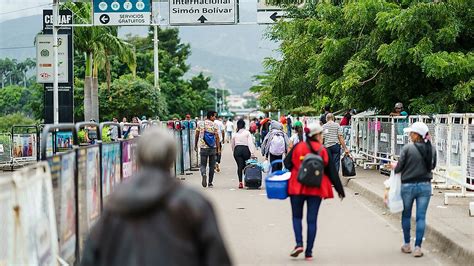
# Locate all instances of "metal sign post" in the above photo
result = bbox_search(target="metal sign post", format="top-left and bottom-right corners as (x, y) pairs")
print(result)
(53, 0), (59, 124)
(154, 25), (160, 91)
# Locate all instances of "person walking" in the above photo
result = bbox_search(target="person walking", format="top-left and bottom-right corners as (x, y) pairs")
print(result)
(214, 114), (226, 173)
(288, 120), (305, 150)
(286, 113), (293, 137)
(231, 119), (256, 189)
(225, 118), (235, 143)
(322, 113), (349, 172)
(195, 111), (220, 188)
(81, 128), (232, 266)
(319, 105), (330, 125)
(284, 123), (345, 261)
(389, 122), (436, 258)
(261, 121), (289, 172)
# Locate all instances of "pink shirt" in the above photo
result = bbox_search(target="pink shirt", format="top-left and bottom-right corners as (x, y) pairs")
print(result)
(231, 129), (256, 155)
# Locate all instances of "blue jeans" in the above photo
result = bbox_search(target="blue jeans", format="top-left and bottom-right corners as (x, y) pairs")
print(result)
(290, 195), (322, 257)
(327, 143), (341, 173)
(401, 182), (431, 247)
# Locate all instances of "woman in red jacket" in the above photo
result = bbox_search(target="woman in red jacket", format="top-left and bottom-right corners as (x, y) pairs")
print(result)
(284, 123), (345, 261)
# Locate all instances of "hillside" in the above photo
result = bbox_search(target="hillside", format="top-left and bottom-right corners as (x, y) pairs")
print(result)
(0, 9), (278, 94)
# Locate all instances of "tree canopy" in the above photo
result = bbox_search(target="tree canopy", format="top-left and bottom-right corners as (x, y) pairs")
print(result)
(257, 0), (473, 114)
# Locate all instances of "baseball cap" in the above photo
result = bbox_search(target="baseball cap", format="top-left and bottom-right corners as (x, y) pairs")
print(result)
(403, 122), (429, 138)
(395, 102), (403, 108)
(307, 123), (324, 137)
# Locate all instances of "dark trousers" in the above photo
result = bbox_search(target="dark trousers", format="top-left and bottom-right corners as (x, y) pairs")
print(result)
(200, 148), (216, 183)
(327, 143), (341, 173)
(233, 145), (251, 182)
(269, 153), (283, 172)
(290, 195), (323, 257)
(216, 142), (222, 164)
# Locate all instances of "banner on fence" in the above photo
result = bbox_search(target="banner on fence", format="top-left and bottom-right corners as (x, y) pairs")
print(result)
(0, 178), (14, 265)
(103, 143), (121, 197)
(12, 134), (37, 159)
(78, 147), (101, 226)
(11, 163), (59, 265)
(122, 140), (137, 181)
(56, 132), (73, 152)
(48, 152), (76, 261)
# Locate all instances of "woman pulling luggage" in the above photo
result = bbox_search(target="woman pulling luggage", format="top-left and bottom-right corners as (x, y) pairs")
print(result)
(388, 122), (436, 257)
(284, 123), (345, 261)
(231, 119), (255, 189)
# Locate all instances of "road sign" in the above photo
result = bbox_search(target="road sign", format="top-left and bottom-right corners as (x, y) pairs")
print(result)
(93, 0), (151, 26)
(257, 0), (285, 24)
(36, 35), (69, 83)
(257, 10), (285, 24)
(169, 0), (237, 25)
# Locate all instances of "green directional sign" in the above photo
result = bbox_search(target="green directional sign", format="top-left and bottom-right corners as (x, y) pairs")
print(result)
(93, 0), (151, 26)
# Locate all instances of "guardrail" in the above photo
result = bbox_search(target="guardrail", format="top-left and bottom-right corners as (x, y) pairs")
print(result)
(0, 119), (200, 264)
(350, 113), (474, 205)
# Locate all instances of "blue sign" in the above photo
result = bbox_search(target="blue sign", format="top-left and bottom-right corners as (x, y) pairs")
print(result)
(93, 0), (151, 26)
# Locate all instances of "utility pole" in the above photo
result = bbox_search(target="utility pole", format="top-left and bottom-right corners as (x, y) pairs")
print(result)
(153, 25), (160, 91)
(215, 87), (218, 111)
(53, 0), (59, 124)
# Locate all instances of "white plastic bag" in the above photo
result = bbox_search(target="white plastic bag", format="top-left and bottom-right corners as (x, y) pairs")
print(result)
(384, 170), (403, 213)
(262, 160), (270, 173)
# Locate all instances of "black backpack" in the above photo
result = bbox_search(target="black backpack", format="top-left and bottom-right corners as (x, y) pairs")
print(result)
(297, 140), (324, 187)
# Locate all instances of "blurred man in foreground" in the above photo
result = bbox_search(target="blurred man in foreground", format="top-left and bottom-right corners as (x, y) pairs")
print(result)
(81, 128), (232, 266)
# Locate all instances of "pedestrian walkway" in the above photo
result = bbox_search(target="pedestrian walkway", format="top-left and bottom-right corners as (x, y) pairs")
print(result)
(179, 144), (453, 265)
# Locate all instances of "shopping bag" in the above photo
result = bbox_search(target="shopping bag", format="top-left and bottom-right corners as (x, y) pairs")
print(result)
(384, 170), (403, 213)
(341, 154), (356, 177)
(261, 160), (271, 173)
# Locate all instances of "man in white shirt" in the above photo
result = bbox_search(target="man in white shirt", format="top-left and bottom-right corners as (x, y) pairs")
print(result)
(225, 118), (235, 143)
(214, 114), (225, 172)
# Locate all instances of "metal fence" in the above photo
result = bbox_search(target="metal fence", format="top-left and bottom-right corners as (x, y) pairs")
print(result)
(351, 113), (474, 205)
(0, 119), (201, 264)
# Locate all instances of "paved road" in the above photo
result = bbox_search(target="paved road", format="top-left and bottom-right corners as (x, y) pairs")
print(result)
(182, 144), (454, 265)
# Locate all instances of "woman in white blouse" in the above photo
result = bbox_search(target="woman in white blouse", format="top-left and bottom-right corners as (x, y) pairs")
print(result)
(232, 119), (256, 189)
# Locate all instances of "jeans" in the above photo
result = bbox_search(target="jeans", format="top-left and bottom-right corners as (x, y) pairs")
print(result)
(269, 153), (283, 172)
(227, 131), (233, 141)
(327, 144), (341, 173)
(200, 148), (216, 184)
(290, 195), (322, 257)
(233, 145), (251, 182)
(401, 182), (431, 247)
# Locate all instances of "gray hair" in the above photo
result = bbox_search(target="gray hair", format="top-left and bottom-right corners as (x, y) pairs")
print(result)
(326, 113), (335, 121)
(137, 128), (176, 170)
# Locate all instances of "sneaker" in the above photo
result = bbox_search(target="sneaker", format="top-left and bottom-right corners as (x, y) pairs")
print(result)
(401, 244), (412, 254)
(413, 246), (423, 257)
(239, 182), (243, 189)
(208, 183), (214, 188)
(290, 246), (304, 257)
(304, 256), (313, 261)
(201, 175), (207, 188)
(215, 164), (220, 173)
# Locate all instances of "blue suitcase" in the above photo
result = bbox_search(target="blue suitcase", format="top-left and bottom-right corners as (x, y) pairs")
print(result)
(244, 162), (262, 189)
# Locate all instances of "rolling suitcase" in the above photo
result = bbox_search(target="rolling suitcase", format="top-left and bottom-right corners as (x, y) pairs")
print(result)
(244, 163), (262, 189)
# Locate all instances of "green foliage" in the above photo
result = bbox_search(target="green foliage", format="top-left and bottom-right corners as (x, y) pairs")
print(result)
(0, 84), (43, 120)
(0, 58), (36, 88)
(101, 126), (112, 143)
(258, 0), (474, 114)
(0, 113), (37, 132)
(99, 74), (168, 121)
(77, 129), (86, 144)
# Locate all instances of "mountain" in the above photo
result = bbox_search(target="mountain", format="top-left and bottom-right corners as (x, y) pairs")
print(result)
(0, 6), (278, 94)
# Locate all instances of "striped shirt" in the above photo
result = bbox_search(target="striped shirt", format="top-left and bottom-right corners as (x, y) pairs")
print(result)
(323, 121), (343, 147)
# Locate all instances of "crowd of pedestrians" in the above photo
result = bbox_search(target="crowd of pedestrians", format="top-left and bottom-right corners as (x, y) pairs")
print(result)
(81, 105), (436, 264)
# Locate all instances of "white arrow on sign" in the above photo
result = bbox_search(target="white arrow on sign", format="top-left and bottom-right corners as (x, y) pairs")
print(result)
(99, 14), (110, 24)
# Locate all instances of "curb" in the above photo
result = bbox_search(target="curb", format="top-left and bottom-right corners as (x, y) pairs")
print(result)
(342, 176), (473, 266)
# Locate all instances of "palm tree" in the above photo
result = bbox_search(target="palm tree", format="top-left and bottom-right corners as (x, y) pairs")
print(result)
(67, 3), (136, 121)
